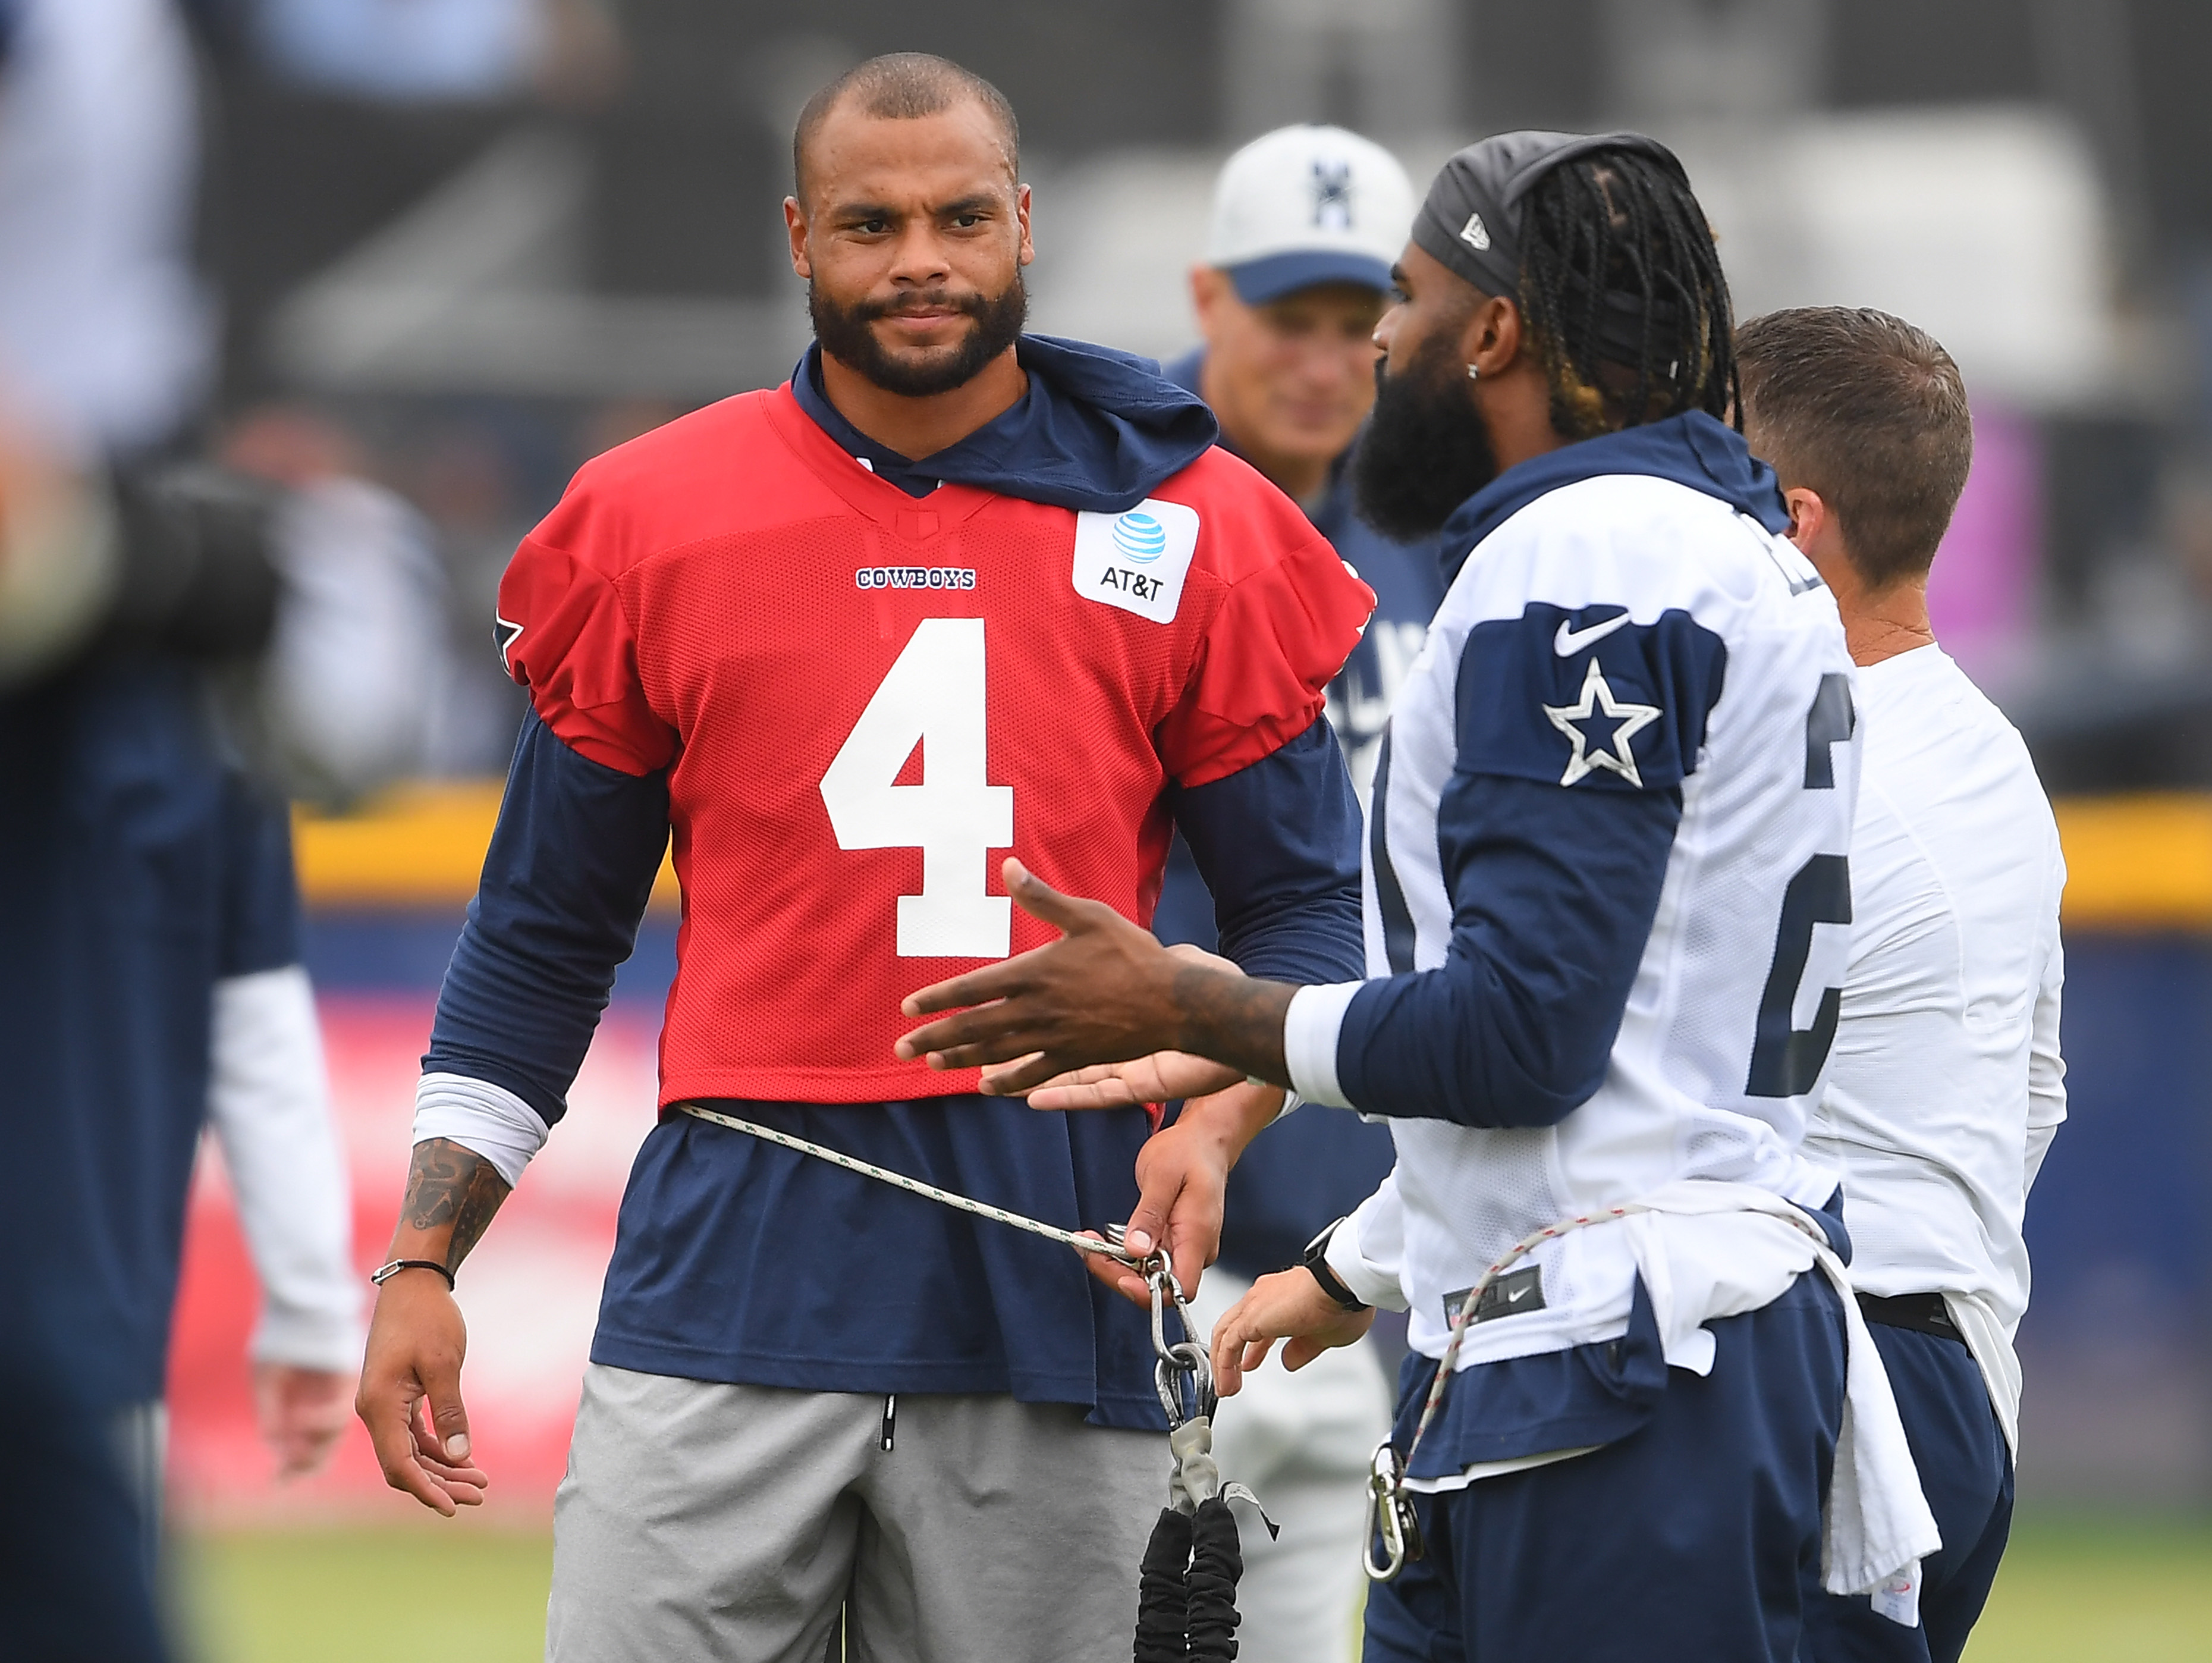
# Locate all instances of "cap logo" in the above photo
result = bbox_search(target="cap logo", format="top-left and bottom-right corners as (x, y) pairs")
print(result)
(1459, 212), (1491, 252)
(1311, 159), (1355, 230)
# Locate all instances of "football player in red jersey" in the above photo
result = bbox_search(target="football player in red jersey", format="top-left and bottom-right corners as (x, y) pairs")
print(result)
(353, 52), (1374, 1663)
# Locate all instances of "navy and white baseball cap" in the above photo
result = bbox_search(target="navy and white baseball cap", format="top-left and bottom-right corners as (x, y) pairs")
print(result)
(1203, 124), (1418, 305)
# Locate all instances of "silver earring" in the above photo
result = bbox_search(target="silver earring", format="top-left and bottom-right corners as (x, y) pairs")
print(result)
(1466, 364), (1481, 381)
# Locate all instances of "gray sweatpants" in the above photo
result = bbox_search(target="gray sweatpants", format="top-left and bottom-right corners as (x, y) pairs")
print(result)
(546, 1364), (1161, 1663)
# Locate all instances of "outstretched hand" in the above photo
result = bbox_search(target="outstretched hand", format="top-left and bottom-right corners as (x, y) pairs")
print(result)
(985, 945), (1245, 1107)
(897, 859), (1294, 1095)
(1012, 1053), (1245, 1109)
(1209, 1266), (1376, 1397)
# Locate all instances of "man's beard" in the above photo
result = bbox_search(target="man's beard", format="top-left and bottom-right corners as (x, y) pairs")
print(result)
(809, 275), (1029, 399)
(1352, 331), (1503, 541)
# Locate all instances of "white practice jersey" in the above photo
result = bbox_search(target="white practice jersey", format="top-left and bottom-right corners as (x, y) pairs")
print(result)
(1290, 453), (1861, 1364)
(1810, 644), (2065, 1449)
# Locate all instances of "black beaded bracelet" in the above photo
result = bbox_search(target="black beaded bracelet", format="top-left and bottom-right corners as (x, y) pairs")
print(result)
(370, 1257), (456, 1292)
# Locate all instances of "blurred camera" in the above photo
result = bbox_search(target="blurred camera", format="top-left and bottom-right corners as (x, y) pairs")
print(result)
(106, 462), (285, 663)
(0, 459), (282, 694)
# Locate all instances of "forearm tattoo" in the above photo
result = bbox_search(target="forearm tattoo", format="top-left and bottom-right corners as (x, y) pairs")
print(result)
(401, 1137), (512, 1272)
(1170, 963), (1296, 1085)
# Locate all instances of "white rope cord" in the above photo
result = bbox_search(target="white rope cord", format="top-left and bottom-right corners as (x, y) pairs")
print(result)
(1403, 1196), (1838, 1467)
(1365, 1203), (1662, 1582)
(1403, 1205), (1648, 1469)
(1366, 1195), (1846, 1581)
(675, 1101), (1142, 1266)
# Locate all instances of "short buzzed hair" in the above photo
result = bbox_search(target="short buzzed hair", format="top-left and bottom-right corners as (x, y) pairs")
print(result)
(792, 53), (1020, 203)
(1736, 307), (1975, 590)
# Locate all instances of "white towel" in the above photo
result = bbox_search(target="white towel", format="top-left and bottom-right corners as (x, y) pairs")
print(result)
(1613, 1182), (1942, 1608)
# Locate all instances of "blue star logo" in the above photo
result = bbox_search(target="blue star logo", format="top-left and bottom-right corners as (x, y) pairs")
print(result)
(1541, 658), (1661, 787)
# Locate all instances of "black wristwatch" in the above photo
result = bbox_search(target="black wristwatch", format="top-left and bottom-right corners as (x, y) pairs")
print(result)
(1299, 1218), (1370, 1313)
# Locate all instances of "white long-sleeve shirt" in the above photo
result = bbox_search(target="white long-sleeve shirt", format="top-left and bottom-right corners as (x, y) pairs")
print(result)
(1806, 644), (2066, 1455)
(206, 966), (363, 1373)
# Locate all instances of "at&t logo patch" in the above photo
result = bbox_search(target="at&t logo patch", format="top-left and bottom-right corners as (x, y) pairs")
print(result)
(1072, 499), (1199, 624)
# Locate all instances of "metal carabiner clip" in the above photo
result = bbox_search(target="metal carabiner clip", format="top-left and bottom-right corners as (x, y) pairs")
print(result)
(1154, 1338), (1216, 1430)
(1362, 1441), (1425, 1582)
(1147, 1259), (1186, 1355)
(1106, 1225), (1218, 1431)
(1145, 1263), (1216, 1429)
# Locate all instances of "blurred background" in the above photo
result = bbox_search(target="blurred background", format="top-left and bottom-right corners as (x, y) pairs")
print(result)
(15, 0), (2206, 1655)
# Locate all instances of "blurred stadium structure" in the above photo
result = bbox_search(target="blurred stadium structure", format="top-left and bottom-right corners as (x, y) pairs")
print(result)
(149, 0), (2212, 1524)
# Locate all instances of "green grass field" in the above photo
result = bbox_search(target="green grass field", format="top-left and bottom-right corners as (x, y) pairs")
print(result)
(178, 1512), (2211, 1662)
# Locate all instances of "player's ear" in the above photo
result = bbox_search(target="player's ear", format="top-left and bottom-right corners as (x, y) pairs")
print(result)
(784, 197), (812, 280)
(1460, 293), (1521, 380)
(1016, 182), (1035, 266)
(1781, 485), (1827, 554)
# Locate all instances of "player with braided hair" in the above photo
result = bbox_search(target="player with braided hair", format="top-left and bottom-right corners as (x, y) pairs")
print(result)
(1515, 145), (1737, 438)
(900, 131), (1941, 1662)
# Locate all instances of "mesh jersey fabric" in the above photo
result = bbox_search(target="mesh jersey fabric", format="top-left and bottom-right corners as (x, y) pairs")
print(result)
(496, 382), (1374, 1106)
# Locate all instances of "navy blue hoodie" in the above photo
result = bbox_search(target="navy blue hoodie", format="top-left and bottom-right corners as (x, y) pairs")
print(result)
(793, 335), (1221, 512)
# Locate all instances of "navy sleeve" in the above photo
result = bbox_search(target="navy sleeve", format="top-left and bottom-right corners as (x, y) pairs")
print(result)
(216, 777), (302, 978)
(1148, 832), (1218, 955)
(1336, 605), (1726, 1127)
(423, 709), (670, 1128)
(1168, 716), (1364, 984)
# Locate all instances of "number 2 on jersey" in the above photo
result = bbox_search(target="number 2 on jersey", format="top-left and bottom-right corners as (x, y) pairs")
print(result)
(820, 617), (1014, 959)
(1745, 673), (1856, 1097)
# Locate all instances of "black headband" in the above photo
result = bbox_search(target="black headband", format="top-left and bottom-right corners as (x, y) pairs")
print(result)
(1410, 129), (1689, 299)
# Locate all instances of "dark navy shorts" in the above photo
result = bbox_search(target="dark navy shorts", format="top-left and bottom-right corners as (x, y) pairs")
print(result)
(1801, 1320), (2013, 1663)
(1361, 1272), (1847, 1663)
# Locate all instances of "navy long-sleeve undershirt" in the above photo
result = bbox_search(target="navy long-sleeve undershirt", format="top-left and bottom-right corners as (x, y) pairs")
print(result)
(422, 712), (667, 1125)
(1168, 715), (1364, 986)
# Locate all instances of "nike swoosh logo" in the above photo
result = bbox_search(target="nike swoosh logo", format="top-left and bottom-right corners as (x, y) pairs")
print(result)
(1506, 1285), (1532, 1303)
(1553, 611), (1631, 656)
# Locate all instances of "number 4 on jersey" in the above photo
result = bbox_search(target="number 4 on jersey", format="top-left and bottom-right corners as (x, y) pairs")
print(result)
(821, 617), (1014, 959)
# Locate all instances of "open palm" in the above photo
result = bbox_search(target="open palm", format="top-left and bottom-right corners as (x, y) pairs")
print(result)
(1008, 1052), (1245, 1109)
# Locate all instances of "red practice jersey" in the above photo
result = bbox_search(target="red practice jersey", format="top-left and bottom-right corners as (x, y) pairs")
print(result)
(498, 385), (1374, 1105)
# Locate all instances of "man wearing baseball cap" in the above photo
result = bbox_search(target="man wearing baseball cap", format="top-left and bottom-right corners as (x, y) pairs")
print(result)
(1167, 125), (1437, 799)
(1152, 123), (1434, 1663)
